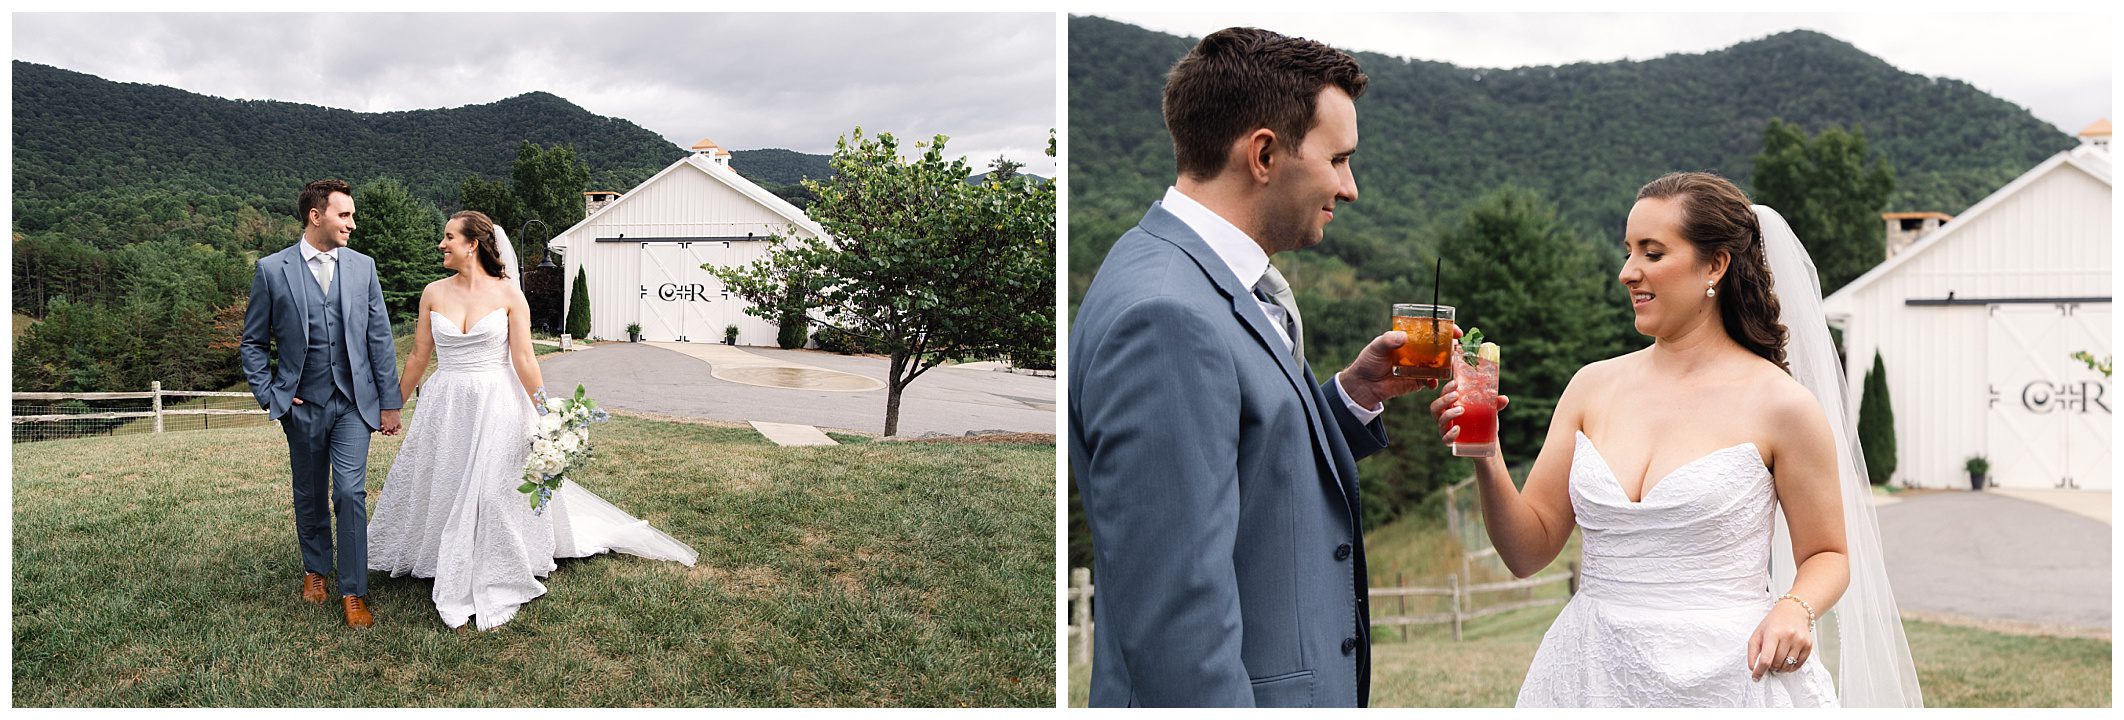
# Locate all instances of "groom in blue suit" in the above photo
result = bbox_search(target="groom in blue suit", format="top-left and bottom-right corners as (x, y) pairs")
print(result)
(1070, 28), (1438, 707)
(241, 179), (403, 628)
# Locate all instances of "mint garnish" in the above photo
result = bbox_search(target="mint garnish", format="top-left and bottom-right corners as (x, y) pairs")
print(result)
(1461, 327), (1485, 365)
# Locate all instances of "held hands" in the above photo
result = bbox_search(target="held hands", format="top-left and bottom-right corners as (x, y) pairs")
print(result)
(1338, 329), (1451, 408)
(380, 409), (403, 436)
(1747, 597), (1816, 680)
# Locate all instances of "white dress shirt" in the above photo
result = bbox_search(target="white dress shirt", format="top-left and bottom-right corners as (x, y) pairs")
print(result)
(297, 240), (341, 293)
(1161, 187), (1384, 424)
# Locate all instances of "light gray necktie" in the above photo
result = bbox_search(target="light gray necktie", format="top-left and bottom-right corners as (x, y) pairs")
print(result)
(1255, 263), (1304, 361)
(313, 252), (336, 294)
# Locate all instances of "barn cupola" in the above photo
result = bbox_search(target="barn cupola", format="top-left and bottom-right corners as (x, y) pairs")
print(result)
(690, 137), (734, 167)
(2077, 119), (2110, 152)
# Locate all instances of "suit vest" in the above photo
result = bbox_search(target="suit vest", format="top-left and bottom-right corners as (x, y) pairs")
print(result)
(295, 258), (357, 406)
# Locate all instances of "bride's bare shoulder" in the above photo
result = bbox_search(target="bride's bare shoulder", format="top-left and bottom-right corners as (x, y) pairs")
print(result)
(1567, 347), (1648, 392)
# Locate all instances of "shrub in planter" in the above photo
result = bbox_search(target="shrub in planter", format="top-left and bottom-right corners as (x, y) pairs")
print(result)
(626, 322), (642, 342)
(1964, 454), (1990, 490)
(724, 324), (740, 345)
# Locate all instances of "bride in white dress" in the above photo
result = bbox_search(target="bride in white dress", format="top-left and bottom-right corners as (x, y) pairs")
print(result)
(1425, 172), (1921, 706)
(369, 211), (696, 631)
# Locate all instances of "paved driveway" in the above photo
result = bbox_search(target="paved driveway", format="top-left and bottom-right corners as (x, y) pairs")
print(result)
(539, 343), (1055, 437)
(1876, 491), (2110, 631)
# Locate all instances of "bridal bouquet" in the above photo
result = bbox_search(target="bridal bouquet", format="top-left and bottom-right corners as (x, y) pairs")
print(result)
(518, 384), (614, 515)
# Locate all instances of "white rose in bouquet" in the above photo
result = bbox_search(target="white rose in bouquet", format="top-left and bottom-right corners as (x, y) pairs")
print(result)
(555, 430), (581, 454)
(545, 397), (569, 415)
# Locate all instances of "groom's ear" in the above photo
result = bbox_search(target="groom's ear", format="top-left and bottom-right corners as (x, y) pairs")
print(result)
(1243, 128), (1278, 184)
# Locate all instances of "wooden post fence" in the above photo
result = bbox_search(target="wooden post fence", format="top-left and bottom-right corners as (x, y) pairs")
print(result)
(1069, 567), (1093, 666)
(12, 384), (269, 437)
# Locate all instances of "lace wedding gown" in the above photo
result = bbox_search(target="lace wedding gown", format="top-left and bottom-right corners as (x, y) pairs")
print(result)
(369, 308), (697, 630)
(1515, 431), (1837, 707)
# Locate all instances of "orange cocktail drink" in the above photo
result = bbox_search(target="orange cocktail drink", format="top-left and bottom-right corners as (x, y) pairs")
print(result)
(1391, 304), (1457, 380)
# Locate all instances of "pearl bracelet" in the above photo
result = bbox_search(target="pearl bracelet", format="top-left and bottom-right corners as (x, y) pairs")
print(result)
(1776, 593), (1818, 633)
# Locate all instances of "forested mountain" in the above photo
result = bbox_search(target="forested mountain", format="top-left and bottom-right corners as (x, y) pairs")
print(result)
(1068, 16), (2076, 304)
(12, 60), (837, 216)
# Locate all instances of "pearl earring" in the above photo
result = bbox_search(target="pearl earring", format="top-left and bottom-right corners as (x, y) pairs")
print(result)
(1706, 280), (1717, 299)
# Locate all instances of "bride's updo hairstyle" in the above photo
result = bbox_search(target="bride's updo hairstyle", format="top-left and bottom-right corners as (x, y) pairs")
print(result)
(449, 210), (509, 280)
(1635, 172), (1788, 373)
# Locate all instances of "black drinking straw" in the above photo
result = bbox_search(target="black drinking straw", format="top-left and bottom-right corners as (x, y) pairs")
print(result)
(1430, 258), (1441, 339)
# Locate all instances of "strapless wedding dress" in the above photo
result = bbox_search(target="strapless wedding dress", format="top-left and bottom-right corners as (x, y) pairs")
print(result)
(369, 308), (696, 631)
(1515, 431), (1837, 707)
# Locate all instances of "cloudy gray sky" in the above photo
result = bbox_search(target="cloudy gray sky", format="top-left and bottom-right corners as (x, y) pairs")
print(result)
(1100, 12), (2112, 135)
(12, 12), (1059, 175)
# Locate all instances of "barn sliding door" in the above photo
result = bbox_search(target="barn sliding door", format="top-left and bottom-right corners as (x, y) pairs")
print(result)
(638, 243), (717, 342)
(1985, 303), (2112, 489)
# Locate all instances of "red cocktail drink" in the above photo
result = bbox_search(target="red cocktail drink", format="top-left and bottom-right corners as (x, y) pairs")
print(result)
(1452, 347), (1499, 457)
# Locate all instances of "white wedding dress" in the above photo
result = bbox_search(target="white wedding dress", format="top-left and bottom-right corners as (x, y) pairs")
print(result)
(369, 308), (697, 631)
(1514, 431), (1837, 707)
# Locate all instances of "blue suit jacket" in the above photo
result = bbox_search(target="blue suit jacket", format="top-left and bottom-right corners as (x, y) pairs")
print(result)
(1069, 202), (1386, 707)
(239, 243), (403, 429)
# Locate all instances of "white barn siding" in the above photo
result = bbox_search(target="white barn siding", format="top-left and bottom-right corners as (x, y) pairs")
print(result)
(1827, 152), (2111, 489)
(552, 154), (823, 346)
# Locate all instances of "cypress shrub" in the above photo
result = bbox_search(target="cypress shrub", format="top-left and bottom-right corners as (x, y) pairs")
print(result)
(1858, 349), (1898, 485)
(566, 267), (592, 339)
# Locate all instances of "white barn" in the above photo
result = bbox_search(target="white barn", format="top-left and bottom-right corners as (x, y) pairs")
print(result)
(550, 138), (827, 345)
(1823, 121), (2112, 490)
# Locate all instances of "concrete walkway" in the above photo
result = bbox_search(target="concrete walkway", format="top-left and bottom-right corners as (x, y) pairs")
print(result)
(1985, 488), (2111, 525)
(1877, 490), (2110, 633)
(747, 420), (839, 446)
(537, 342), (1054, 436)
(644, 342), (882, 392)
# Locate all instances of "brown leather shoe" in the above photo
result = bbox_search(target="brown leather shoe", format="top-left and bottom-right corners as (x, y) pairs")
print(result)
(301, 572), (329, 604)
(343, 595), (374, 629)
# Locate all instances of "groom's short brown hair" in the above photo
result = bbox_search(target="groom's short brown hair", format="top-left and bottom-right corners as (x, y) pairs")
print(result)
(297, 178), (352, 226)
(1162, 27), (1368, 180)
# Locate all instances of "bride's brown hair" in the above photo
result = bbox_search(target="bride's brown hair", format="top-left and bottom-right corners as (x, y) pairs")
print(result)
(449, 210), (509, 280)
(1635, 172), (1788, 373)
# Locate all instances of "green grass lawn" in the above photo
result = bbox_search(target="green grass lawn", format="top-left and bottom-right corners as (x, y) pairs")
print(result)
(13, 416), (1056, 707)
(1067, 499), (2110, 707)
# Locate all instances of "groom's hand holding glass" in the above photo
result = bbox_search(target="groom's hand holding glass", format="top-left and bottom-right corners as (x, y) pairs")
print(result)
(1337, 326), (1462, 408)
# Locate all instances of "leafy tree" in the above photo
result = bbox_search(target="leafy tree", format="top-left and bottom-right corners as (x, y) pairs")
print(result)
(508, 141), (592, 264)
(566, 266), (592, 339)
(1751, 119), (1897, 295)
(710, 129), (1052, 436)
(1858, 350), (1898, 485)
(458, 175), (524, 233)
(774, 279), (812, 350)
(354, 178), (447, 322)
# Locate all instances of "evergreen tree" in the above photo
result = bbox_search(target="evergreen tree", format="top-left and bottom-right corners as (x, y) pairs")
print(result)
(1435, 187), (1629, 464)
(1752, 119), (1898, 295)
(354, 178), (447, 322)
(1858, 350), (1898, 485)
(566, 266), (592, 339)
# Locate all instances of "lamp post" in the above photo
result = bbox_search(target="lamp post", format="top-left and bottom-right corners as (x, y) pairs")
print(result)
(518, 218), (551, 270)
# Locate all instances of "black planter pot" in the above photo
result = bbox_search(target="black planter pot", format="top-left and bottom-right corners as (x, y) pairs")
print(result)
(1970, 473), (1986, 491)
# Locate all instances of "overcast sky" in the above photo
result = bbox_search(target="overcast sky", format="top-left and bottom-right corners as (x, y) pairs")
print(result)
(1099, 12), (2112, 135)
(12, 12), (1059, 175)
